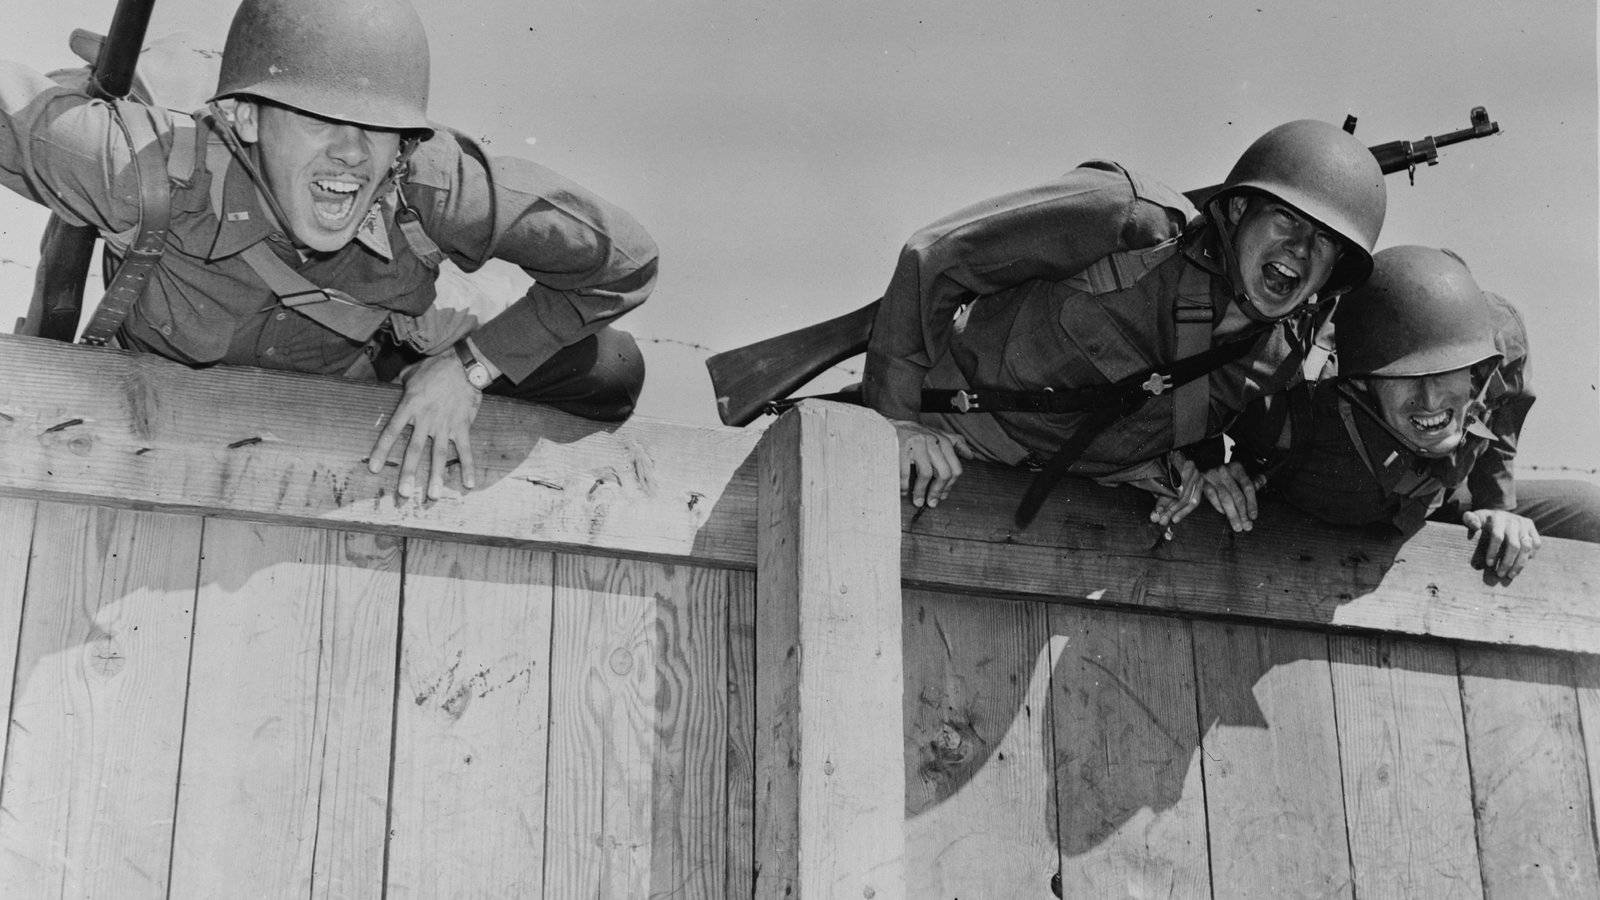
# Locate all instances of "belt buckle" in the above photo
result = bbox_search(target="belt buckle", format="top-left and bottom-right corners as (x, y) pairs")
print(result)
(951, 389), (978, 413)
(1141, 372), (1173, 396)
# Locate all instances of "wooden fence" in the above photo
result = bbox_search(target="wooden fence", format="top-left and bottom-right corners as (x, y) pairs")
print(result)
(0, 333), (1596, 898)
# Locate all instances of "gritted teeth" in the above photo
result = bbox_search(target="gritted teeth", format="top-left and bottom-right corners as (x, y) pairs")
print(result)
(1409, 410), (1452, 432)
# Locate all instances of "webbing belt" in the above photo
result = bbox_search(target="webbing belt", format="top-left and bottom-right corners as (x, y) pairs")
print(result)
(1009, 334), (1260, 526)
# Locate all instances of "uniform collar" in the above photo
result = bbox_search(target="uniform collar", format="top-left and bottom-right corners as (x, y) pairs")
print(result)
(206, 150), (396, 262)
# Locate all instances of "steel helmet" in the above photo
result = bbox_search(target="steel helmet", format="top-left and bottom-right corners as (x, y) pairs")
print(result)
(1334, 246), (1501, 378)
(211, 0), (431, 134)
(1213, 119), (1387, 294)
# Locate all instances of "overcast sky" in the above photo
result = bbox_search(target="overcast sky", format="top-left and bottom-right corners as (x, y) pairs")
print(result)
(2, 0), (1595, 481)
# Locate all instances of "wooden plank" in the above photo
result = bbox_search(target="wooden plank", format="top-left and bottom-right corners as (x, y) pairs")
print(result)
(0, 503), (199, 897)
(1459, 646), (1600, 896)
(169, 519), (400, 898)
(1328, 636), (1480, 898)
(1578, 656), (1600, 875)
(386, 540), (555, 898)
(902, 590), (1057, 899)
(726, 571), (757, 899)
(1193, 621), (1351, 897)
(0, 333), (760, 568)
(543, 555), (731, 898)
(0, 497), (35, 774)
(754, 402), (904, 899)
(901, 465), (1600, 654)
(1051, 605), (1209, 898)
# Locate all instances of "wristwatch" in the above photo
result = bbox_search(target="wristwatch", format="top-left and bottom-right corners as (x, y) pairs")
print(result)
(453, 339), (494, 390)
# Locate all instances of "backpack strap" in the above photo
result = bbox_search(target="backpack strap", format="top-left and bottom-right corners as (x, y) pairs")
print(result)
(80, 100), (180, 346)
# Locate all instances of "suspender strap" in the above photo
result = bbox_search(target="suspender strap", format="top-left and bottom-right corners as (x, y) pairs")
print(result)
(237, 242), (391, 342)
(81, 100), (173, 346)
(1170, 267), (1217, 448)
(1012, 334), (1260, 526)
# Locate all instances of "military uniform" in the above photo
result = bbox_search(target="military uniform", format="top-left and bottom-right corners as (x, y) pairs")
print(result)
(864, 161), (1313, 479)
(0, 58), (657, 418)
(1231, 292), (1600, 542)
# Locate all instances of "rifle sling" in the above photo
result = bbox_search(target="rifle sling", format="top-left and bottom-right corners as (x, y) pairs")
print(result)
(81, 100), (174, 346)
(1011, 333), (1259, 527)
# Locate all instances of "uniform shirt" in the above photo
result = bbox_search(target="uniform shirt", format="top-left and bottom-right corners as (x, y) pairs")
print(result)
(864, 161), (1307, 475)
(1229, 291), (1532, 531)
(0, 60), (657, 383)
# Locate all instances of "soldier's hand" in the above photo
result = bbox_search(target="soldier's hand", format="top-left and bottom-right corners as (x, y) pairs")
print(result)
(1150, 451), (1204, 528)
(1200, 462), (1266, 532)
(1462, 509), (1541, 582)
(369, 352), (483, 500)
(891, 419), (972, 508)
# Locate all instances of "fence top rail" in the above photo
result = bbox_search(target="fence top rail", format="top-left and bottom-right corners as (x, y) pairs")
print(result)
(2, 333), (1595, 652)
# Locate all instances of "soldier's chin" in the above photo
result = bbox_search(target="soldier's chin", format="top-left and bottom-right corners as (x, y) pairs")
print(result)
(1410, 428), (1464, 458)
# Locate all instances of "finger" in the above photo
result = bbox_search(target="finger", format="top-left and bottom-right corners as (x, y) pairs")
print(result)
(456, 433), (476, 491)
(1235, 467), (1259, 521)
(1208, 483), (1244, 531)
(397, 430), (424, 499)
(1150, 497), (1175, 524)
(908, 446), (935, 507)
(1462, 510), (1483, 538)
(427, 433), (449, 501)
(369, 416), (404, 474)
(928, 438), (963, 505)
(1482, 520), (1507, 574)
(899, 442), (915, 497)
(951, 435), (975, 460)
(1169, 475), (1204, 525)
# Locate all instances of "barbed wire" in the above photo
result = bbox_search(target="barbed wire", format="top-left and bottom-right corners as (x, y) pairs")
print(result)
(1524, 463), (1600, 475)
(639, 335), (862, 378)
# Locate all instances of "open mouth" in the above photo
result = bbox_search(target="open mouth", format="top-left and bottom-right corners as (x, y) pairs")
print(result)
(310, 178), (362, 228)
(1260, 260), (1301, 297)
(1408, 409), (1453, 435)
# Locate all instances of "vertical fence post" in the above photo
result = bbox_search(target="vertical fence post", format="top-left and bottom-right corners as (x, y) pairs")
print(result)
(754, 401), (906, 899)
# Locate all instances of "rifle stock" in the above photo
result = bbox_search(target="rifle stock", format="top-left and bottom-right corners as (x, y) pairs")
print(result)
(24, 0), (158, 342)
(707, 107), (1501, 426)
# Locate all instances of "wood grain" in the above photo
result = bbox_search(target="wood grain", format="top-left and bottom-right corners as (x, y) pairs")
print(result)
(1459, 646), (1600, 897)
(0, 503), (199, 898)
(0, 497), (35, 774)
(755, 402), (905, 899)
(0, 333), (760, 568)
(169, 519), (400, 898)
(542, 555), (731, 898)
(725, 571), (757, 899)
(1193, 622), (1352, 898)
(901, 465), (1600, 654)
(1329, 636), (1480, 898)
(1578, 655), (1600, 877)
(901, 590), (1057, 900)
(386, 539), (555, 898)
(1051, 605), (1210, 898)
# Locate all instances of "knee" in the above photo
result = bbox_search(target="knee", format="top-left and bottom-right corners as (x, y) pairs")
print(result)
(585, 328), (645, 420)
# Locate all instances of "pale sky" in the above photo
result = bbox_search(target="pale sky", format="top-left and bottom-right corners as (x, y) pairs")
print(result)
(2, 0), (1596, 481)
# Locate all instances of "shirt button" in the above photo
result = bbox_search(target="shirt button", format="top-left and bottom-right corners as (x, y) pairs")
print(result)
(160, 324), (172, 336)
(264, 347), (276, 356)
(276, 312), (287, 321)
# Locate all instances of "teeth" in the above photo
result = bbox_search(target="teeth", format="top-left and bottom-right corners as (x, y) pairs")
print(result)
(1268, 261), (1299, 278)
(1410, 411), (1450, 431)
(314, 180), (359, 195)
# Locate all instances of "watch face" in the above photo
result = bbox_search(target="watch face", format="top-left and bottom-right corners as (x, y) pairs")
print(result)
(466, 364), (492, 389)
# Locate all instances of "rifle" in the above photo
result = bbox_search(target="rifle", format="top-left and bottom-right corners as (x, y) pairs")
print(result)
(20, 0), (159, 341)
(707, 107), (1502, 426)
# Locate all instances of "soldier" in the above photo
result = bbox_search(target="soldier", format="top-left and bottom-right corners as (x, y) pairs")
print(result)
(1200, 246), (1600, 581)
(861, 120), (1386, 525)
(0, 0), (657, 500)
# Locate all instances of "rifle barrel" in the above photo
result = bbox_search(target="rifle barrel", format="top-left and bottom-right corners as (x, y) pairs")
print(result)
(89, 0), (158, 99)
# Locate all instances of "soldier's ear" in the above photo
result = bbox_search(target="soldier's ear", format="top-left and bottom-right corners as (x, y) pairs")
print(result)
(232, 100), (260, 143)
(1226, 194), (1250, 225)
